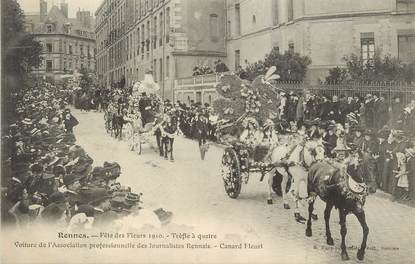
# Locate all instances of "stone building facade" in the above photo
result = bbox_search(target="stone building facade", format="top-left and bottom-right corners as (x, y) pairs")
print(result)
(95, 0), (226, 99)
(226, 0), (415, 83)
(25, 1), (96, 80)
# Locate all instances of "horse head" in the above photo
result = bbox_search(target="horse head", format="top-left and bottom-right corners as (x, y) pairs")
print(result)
(303, 139), (325, 166)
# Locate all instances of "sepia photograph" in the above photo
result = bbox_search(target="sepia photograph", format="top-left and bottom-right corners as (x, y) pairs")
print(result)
(1, 0), (415, 263)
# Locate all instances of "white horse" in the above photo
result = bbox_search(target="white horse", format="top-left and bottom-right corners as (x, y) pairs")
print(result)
(266, 135), (325, 215)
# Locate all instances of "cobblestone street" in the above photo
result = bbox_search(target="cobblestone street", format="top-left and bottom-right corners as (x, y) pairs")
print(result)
(72, 110), (415, 264)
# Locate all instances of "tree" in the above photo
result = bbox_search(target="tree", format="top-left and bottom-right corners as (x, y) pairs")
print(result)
(244, 47), (312, 81)
(79, 67), (94, 93)
(325, 52), (415, 83)
(325, 67), (349, 84)
(2, 0), (42, 124)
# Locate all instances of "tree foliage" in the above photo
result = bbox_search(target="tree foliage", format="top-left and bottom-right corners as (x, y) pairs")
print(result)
(325, 53), (415, 83)
(244, 47), (312, 81)
(79, 67), (94, 93)
(2, 0), (42, 124)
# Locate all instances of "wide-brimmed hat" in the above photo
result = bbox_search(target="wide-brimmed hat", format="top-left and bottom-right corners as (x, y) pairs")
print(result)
(125, 192), (141, 204)
(305, 118), (320, 127)
(242, 117), (259, 128)
(48, 191), (66, 204)
(42, 172), (55, 180)
(41, 202), (67, 221)
(263, 119), (275, 129)
(63, 173), (86, 186)
(353, 126), (365, 132)
(22, 118), (33, 125)
(364, 129), (375, 136)
(327, 123), (337, 130)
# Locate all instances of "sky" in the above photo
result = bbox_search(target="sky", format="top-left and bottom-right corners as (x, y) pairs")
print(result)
(18, 0), (102, 17)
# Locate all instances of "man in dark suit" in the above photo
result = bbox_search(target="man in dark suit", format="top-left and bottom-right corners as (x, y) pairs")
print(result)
(323, 124), (337, 158)
(138, 92), (152, 125)
(405, 143), (415, 202)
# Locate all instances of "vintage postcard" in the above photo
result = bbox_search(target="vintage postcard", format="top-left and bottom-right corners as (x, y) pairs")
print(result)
(1, 0), (415, 263)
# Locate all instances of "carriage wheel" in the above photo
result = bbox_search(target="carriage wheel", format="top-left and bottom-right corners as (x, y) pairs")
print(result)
(221, 148), (242, 199)
(272, 170), (292, 196)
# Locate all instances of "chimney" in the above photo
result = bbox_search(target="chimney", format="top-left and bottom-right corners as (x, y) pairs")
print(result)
(40, 0), (47, 22)
(60, 1), (68, 18)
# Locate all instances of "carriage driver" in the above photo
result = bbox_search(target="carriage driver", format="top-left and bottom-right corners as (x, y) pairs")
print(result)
(239, 117), (263, 147)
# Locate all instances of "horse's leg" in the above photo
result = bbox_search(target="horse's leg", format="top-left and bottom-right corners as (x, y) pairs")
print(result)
(305, 199), (314, 236)
(324, 202), (334, 245)
(169, 138), (174, 161)
(278, 168), (290, 209)
(267, 167), (277, 204)
(339, 209), (350, 261)
(354, 208), (369, 261)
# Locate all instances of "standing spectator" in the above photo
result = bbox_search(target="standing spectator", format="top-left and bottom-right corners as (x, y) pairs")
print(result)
(376, 96), (389, 130)
(63, 110), (79, 134)
(323, 124), (337, 158)
(329, 95), (341, 122)
(376, 129), (389, 190)
(319, 95), (331, 121)
(405, 142), (415, 202)
(296, 94), (305, 128)
(390, 96), (403, 129)
(214, 59), (229, 73)
(359, 101), (366, 128)
(338, 94), (348, 125)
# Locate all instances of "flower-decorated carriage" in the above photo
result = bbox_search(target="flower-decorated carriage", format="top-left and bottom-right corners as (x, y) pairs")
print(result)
(213, 67), (291, 198)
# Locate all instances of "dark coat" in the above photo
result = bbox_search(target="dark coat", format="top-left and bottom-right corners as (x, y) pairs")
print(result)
(323, 133), (337, 157)
(406, 156), (415, 199)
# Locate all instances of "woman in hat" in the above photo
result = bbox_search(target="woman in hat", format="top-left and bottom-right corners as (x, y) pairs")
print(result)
(322, 124), (338, 158)
(261, 119), (279, 147)
(240, 117), (263, 147)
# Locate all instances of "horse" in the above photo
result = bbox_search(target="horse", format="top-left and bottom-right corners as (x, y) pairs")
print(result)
(266, 135), (325, 219)
(306, 152), (369, 261)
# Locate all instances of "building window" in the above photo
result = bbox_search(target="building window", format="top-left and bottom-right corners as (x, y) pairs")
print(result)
(235, 49), (240, 70)
(47, 24), (53, 33)
(46, 43), (53, 53)
(252, 15), (256, 24)
(46, 60), (53, 71)
(397, 0), (415, 12)
(166, 56), (170, 77)
(159, 12), (163, 47)
(361, 33), (375, 65)
(166, 7), (170, 43)
(235, 4), (241, 36)
(288, 0), (294, 21)
(80, 45), (84, 56)
(159, 58), (163, 80)
(153, 16), (157, 49)
(69, 44), (73, 54)
(398, 34), (415, 64)
(58, 40), (62, 52)
(209, 14), (219, 42)
(273, 0), (279, 25)
(227, 21), (231, 38)
(288, 42), (294, 53)
(153, 59), (157, 80)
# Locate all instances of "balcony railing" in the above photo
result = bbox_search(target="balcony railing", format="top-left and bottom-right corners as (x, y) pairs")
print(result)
(175, 73), (221, 88)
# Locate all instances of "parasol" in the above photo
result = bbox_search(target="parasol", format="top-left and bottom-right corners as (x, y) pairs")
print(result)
(136, 72), (160, 94)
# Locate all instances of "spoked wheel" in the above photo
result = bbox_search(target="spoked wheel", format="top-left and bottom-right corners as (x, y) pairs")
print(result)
(272, 169), (292, 196)
(221, 147), (242, 199)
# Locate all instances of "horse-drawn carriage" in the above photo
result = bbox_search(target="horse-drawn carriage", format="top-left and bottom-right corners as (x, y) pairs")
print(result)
(221, 141), (289, 199)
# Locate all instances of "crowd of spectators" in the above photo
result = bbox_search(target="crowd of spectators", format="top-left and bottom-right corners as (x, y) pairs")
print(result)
(1, 82), (171, 230)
